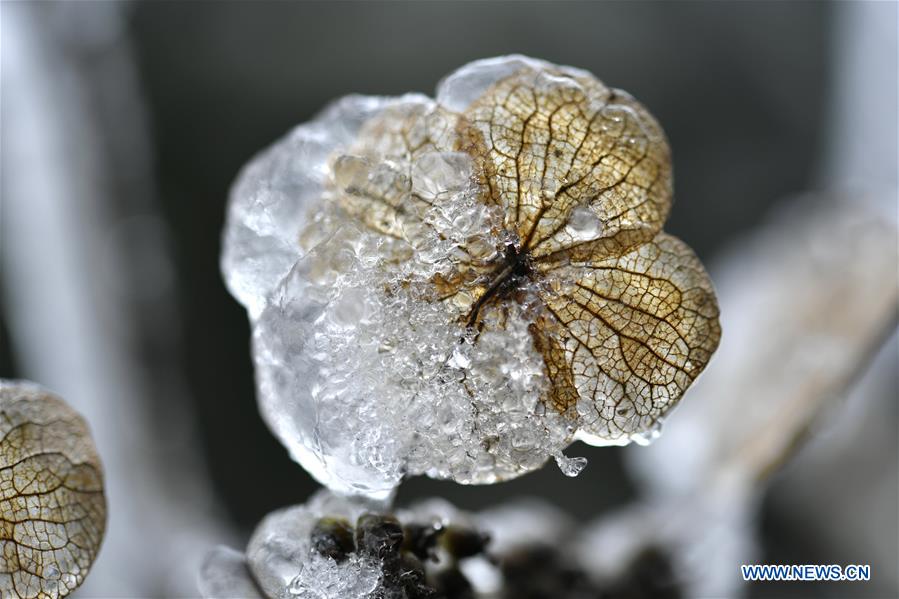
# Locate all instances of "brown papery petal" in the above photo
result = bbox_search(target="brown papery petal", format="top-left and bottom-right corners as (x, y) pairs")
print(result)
(536, 234), (721, 442)
(462, 66), (672, 260)
(0, 382), (106, 599)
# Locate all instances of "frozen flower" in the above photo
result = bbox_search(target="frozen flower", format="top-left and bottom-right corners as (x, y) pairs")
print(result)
(222, 56), (720, 499)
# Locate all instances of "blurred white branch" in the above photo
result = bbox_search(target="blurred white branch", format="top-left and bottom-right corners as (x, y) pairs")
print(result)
(613, 3), (898, 596)
(1, 3), (234, 595)
(631, 193), (896, 498)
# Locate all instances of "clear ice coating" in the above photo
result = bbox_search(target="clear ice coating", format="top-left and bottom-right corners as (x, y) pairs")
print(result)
(221, 55), (721, 499)
(245, 493), (383, 599)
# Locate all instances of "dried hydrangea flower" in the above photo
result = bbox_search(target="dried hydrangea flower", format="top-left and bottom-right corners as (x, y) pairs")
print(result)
(0, 381), (106, 599)
(222, 55), (720, 499)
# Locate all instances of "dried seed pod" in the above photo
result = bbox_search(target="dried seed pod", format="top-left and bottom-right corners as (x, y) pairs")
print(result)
(440, 525), (489, 560)
(392, 552), (435, 599)
(402, 522), (443, 562)
(0, 381), (106, 599)
(355, 514), (404, 560)
(309, 517), (356, 562)
(499, 544), (592, 599)
(432, 567), (475, 599)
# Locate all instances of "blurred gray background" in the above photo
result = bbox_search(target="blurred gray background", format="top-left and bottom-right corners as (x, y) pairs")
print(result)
(1, 2), (895, 597)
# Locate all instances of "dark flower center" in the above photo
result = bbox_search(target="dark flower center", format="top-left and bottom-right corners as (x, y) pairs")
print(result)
(466, 243), (533, 328)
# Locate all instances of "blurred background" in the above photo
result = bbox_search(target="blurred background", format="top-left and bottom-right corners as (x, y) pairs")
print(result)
(1, 2), (896, 597)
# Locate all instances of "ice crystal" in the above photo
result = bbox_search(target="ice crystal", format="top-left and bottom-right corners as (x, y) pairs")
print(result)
(246, 492), (383, 599)
(222, 55), (720, 498)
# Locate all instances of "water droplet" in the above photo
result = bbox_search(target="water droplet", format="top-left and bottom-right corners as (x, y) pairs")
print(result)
(631, 420), (664, 446)
(566, 205), (603, 241)
(553, 452), (588, 477)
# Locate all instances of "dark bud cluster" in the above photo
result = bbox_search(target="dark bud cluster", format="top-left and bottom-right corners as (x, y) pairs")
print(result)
(310, 517), (355, 562)
(356, 514), (406, 560)
(597, 547), (682, 599)
(308, 513), (682, 598)
(499, 543), (682, 599)
(500, 544), (594, 599)
(402, 522), (443, 562)
(440, 525), (490, 560)
(309, 514), (488, 599)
